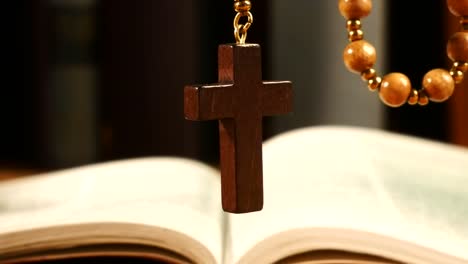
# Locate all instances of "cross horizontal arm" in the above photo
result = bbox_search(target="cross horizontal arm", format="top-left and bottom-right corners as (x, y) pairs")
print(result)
(261, 81), (293, 116)
(184, 84), (235, 120)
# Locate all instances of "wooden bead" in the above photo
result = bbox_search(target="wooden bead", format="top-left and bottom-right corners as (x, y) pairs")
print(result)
(339, 0), (372, 19)
(422, 69), (455, 102)
(447, 32), (468, 62)
(447, 0), (468, 17)
(379, 73), (412, 107)
(343, 40), (376, 73)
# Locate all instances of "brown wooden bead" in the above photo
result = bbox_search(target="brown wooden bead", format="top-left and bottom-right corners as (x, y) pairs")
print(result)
(343, 40), (376, 73)
(447, 0), (468, 17)
(379, 73), (412, 107)
(447, 32), (468, 62)
(422, 69), (455, 102)
(339, 0), (372, 19)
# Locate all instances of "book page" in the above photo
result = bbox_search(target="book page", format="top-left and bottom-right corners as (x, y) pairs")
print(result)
(226, 126), (468, 264)
(0, 157), (225, 264)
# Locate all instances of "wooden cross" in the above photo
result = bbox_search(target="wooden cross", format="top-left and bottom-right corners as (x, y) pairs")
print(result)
(184, 44), (293, 213)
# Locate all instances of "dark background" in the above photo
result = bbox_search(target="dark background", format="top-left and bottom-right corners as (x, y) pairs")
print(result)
(2, 0), (467, 173)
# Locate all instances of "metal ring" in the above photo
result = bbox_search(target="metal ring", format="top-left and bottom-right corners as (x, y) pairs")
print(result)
(233, 11), (253, 44)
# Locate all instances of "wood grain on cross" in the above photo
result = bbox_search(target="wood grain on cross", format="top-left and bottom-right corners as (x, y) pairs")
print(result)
(184, 44), (293, 213)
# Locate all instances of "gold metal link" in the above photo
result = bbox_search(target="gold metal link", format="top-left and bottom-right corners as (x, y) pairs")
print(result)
(234, 0), (251, 13)
(453, 61), (468, 72)
(234, 11), (253, 44)
(348, 29), (364, 41)
(418, 90), (430, 106)
(361, 68), (376, 82)
(346, 19), (361, 31)
(460, 16), (468, 31)
(450, 68), (464, 84)
(367, 76), (382, 91)
(407, 89), (419, 105)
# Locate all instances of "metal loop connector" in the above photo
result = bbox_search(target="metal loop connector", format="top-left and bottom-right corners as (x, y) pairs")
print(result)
(233, 11), (253, 44)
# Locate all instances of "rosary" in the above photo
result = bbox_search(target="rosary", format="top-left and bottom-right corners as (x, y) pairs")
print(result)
(339, 0), (468, 107)
(184, 0), (467, 213)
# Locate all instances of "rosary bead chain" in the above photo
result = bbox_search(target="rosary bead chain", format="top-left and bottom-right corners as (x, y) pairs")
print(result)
(233, 0), (253, 44)
(338, 0), (468, 107)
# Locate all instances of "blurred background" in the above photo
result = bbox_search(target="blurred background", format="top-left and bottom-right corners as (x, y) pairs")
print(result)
(2, 0), (467, 178)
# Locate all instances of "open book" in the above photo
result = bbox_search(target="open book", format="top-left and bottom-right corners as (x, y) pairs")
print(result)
(1, 126), (468, 264)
